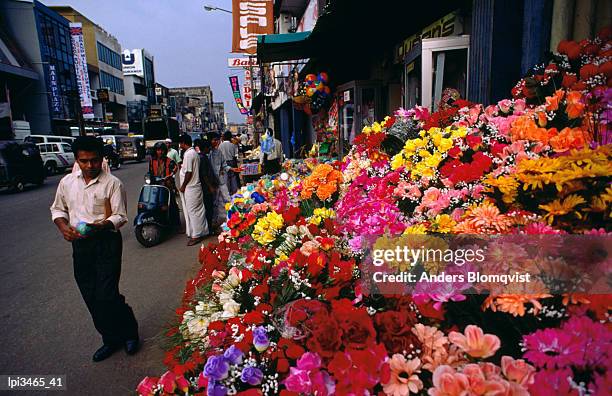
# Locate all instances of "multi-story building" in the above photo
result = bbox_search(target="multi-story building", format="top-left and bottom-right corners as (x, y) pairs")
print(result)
(211, 102), (226, 132)
(0, 0), (79, 135)
(122, 48), (156, 133)
(168, 86), (213, 132)
(51, 6), (127, 124)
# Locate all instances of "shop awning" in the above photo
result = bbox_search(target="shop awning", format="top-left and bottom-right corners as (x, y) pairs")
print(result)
(257, 31), (312, 63)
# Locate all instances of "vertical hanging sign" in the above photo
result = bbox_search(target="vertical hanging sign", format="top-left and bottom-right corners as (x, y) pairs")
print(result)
(229, 76), (250, 115)
(69, 23), (94, 119)
(231, 0), (273, 54)
(48, 64), (63, 117)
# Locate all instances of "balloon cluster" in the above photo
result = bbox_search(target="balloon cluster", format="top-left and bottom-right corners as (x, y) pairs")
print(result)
(294, 72), (331, 115)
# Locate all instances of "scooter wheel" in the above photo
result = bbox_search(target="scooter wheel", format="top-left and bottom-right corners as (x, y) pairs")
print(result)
(135, 224), (162, 247)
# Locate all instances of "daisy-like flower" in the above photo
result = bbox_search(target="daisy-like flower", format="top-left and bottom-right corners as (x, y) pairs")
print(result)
(383, 355), (423, 396)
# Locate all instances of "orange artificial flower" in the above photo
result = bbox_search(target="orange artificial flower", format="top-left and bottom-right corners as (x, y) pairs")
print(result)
(545, 89), (564, 111)
(565, 91), (585, 119)
(548, 127), (588, 152)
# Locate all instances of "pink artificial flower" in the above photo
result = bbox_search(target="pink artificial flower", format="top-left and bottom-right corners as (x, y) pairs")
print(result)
(498, 99), (513, 113)
(501, 356), (535, 387)
(383, 355), (423, 396)
(485, 104), (499, 118)
(513, 99), (527, 114)
(522, 328), (580, 368)
(136, 377), (159, 396)
(284, 368), (312, 393)
(297, 352), (322, 370)
(428, 365), (470, 396)
(300, 240), (320, 257)
(528, 369), (578, 396)
(448, 325), (501, 358)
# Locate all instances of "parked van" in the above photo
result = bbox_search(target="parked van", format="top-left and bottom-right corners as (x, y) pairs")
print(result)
(24, 135), (76, 145)
(37, 142), (76, 175)
(0, 141), (45, 192)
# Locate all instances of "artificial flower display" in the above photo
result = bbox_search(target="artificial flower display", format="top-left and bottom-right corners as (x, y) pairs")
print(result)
(138, 30), (611, 395)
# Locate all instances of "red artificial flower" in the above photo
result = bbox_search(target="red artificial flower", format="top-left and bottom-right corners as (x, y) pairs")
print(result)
(579, 63), (599, 80)
(306, 314), (343, 358)
(374, 310), (420, 354)
(255, 303), (273, 315)
(316, 236), (335, 251)
(328, 351), (352, 376)
(279, 391), (299, 396)
(208, 320), (225, 332)
(236, 389), (263, 396)
(491, 142), (508, 157)
(306, 252), (326, 277)
(448, 146), (462, 158)
(282, 206), (301, 224)
(243, 311), (265, 325)
(466, 134), (483, 149)
(562, 73), (578, 88)
(276, 358), (290, 373)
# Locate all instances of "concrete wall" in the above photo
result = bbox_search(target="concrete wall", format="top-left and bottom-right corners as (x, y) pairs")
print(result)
(0, 0), (52, 133)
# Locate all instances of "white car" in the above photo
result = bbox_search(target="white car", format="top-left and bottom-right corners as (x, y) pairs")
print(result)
(37, 142), (75, 175)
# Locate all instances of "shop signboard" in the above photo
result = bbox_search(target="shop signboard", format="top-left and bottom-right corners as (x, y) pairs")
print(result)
(231, 0), (273, 54)
(394, 11), (462, 63)
(343, 90), (351, 102)
(229, 76), (250, 115)
(97, 88), (109, 103)
(155, 87), (163, 96)
(69, 23), (94, 119)
(47, 64), (63, 117)
(228, 57), (258, 68)
(122, 49), (144, 77)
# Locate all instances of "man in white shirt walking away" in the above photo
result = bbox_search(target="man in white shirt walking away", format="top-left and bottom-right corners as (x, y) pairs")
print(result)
(50, 136), (139, 362)
(177, 134), (208, 245)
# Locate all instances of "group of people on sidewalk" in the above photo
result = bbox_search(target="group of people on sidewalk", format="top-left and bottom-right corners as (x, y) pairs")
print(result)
(150, 132), (242, 246)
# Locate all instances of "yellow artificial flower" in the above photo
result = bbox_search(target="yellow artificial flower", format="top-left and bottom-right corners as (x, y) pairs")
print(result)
(403, 224), (428, 234)
(310, 207), (335, 225)
(539, 194), (586, 224)
(371, 122), (382, 133)
(437, 138), (454, 152)
(252, 211), (284, 245)
(391, 153), (405, 170)
(431, 214), (456, 233)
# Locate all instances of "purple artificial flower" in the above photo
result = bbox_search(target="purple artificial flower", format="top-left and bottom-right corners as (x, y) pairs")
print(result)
(223, 345), (243, 365)
(240, 366), (264, 386)
(252, 326), (270, 352)
(206, 380), (228, 396)
(204, 355), (230, 381)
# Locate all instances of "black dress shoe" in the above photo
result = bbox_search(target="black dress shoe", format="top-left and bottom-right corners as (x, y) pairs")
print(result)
(124, 339), (139, 355)
(92, 344), (120, 362)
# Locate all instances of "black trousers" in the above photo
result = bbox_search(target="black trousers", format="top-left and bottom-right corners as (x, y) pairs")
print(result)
(72, 231), (138, 346)
(203, 192), (214, 231)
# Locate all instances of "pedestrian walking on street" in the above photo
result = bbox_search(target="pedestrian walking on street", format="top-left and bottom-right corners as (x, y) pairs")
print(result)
(195, 138), (219, 236)
(50, 136), (139, 362)
(165, 138), (182, 167)
(219, 131), (242, 195)
(260, 128), (284, 175)
(208, 132), (232, 227)
(177, 134), (208, 245)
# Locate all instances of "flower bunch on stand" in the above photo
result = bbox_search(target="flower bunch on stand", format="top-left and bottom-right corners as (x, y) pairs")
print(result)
(138, 29), (612, 396)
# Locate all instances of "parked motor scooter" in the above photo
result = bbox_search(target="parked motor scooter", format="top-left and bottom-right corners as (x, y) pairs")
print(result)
(134, 173), (174, 247)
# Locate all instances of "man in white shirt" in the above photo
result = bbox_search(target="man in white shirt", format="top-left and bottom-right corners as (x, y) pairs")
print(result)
(165, 138), (181, 166)
(50, 136), (139, 362)
(219, 131), (242, 195)
(177, 134), (208, 245)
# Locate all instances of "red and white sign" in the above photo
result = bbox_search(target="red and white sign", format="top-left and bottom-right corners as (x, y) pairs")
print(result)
(69, 23), (94, 119)
(228, 57), (258, 68)
(243, 69), (253, 110)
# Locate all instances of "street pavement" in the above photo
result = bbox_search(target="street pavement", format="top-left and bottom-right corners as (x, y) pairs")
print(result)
(0, 161), (214, 395)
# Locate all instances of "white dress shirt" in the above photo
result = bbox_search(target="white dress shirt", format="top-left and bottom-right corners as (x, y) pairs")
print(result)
(50, 169), (128, 230)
